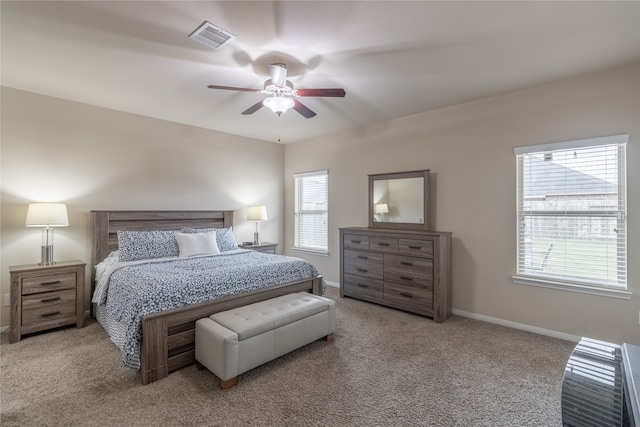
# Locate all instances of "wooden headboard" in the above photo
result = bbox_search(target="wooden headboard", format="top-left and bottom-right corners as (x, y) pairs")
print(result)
(91, 210), (233, 284)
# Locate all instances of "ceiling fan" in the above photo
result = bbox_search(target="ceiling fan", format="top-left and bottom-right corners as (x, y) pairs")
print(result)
(207, 63), (346, 118)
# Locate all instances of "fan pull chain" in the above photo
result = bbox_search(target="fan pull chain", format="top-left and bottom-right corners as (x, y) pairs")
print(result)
(277, 115), (282, 143)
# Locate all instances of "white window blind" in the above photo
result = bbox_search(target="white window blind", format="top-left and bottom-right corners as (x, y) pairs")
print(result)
(294, 170), (328, 254)
(514, 134), (627, 290)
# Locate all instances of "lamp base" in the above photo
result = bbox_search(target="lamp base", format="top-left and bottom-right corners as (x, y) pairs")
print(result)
(39, 245), (55, 266)
(253, 232), (260, 246)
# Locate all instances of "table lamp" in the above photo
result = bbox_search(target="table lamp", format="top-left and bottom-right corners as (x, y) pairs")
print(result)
(25, 203), (69, 265)
(246, 205), (267, 245)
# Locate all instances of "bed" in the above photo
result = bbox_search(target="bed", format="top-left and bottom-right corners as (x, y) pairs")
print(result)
(91, 210), (323, 385)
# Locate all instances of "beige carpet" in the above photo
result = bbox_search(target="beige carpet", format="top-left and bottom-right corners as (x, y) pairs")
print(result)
(1, 286), (575, 426)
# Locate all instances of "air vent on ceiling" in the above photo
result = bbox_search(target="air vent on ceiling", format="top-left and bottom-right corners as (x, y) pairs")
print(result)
(189, 21), (236, 50)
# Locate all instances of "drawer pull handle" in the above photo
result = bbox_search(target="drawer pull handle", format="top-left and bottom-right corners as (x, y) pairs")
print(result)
(400, 292), (413, 298)
(357, 255), (368, 260)
(377, 243), (390, 247)
(408, 246), (422, 250)
(400, 262), (413, 266)
(356, 283), (369, 288)
(41, 311), (60, 318)
(351, 240), (361, 244)
(400, 276), (413, 281)
(40, 297), (60, 303)
(41, 280), (61, 286)
(357, 268), (368, 273)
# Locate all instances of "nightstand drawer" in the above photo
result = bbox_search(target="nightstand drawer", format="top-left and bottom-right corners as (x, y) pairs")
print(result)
(21, 272), (77, 295)
(21, 289), (77, 326)
(240, 243), (278, 254)
(250, 246), (276, 254)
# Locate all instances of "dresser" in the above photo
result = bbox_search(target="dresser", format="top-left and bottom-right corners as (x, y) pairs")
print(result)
(340, 227), (451, 323)
(9, 260), (86, 343)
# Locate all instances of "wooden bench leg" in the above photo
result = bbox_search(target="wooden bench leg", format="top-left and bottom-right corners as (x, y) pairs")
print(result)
(220, 377), (238, 390)
(323, 333), (334, 342)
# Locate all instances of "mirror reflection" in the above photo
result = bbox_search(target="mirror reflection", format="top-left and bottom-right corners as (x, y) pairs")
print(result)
(373, 178), (424, 224)
(368, 170), (430, 230)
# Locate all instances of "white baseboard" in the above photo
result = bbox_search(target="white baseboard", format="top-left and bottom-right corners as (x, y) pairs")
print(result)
(452, 308), (581, 343)
(327, 282), (575, 342)
(3, 292), (576, 344)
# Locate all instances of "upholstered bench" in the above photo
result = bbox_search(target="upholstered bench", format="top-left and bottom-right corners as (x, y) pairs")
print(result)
(195, 292), (336, 389)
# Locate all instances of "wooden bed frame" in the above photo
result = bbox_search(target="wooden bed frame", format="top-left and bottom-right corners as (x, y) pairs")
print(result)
(91, 210), (323, 385)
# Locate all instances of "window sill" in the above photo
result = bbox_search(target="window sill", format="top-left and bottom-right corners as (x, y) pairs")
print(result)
(512, 275), (632, 300)
(291, 247), (329, 257)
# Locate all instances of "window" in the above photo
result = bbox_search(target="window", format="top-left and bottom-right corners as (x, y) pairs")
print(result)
(513, 134), (628, 297)
(294, 170), (328, 254)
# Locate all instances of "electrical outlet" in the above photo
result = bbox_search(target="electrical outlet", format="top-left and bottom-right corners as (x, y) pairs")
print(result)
(4, 294), (9, 306)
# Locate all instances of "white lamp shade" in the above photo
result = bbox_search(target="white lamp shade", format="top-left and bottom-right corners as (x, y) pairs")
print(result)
(246, 206), (268, 221)
(375, 203), (389, 214)
(25, 203), (69, 227)
(263, 96), (295, 115)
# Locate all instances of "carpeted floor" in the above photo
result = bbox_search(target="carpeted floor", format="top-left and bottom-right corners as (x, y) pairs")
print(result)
(0, 286), (576, 426)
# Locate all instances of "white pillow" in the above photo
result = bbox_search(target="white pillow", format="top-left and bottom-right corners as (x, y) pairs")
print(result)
(175, 232), (220, 257)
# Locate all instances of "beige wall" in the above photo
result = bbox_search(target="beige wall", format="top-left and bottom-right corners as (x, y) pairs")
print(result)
(2, 63), (638, 344)
(0, 88), (285, 328)
(284, 62), (640, 345)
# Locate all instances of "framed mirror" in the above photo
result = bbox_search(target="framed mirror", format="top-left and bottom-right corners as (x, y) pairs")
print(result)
(368, 170), (430, 230)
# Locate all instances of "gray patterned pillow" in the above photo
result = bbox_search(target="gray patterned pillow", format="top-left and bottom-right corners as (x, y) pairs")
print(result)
(181, 226), (239, 252)
(117, 230), (180, 261)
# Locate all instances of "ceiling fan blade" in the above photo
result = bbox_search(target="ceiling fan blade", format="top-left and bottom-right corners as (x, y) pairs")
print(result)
(269, 63), (288, 88)
(292, 100), (316, 118)
(208, 85), (261, 93)
(241, 100), (265, 115)
(295, 88), (346, 97)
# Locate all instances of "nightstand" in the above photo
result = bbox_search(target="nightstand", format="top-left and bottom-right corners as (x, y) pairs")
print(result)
(9, 260), (86, 343)
(239, 242), (279, 254)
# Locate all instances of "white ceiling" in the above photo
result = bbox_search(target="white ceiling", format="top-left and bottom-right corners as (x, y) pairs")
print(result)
(2, 1), (639, 144)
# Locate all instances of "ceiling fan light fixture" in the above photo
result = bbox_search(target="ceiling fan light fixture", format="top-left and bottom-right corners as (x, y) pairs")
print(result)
(263, 96), (295, 115)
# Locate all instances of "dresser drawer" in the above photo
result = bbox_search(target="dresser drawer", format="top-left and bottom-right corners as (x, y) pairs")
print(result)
(384, 265), (433, 288)
(344, 261), (383, 280)
(344, 249), (383, 266)
(21, 289), (77, 326)
(369, 237), (398, 253)
(343, 274), (383, 299)
(384, 254), (433, 271)
(343, 234), (370, 250)
(21, 272), (77, 295)
(399, 238), (434, 257)
(384, 281), (433, 311)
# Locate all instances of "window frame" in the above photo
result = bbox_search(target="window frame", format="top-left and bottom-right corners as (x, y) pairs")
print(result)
(293, 169), (329, 255)
(512, 134), (631, 300)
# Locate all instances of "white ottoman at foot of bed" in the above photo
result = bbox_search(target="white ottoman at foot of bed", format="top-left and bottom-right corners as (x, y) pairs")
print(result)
(195, 292), (335, 389)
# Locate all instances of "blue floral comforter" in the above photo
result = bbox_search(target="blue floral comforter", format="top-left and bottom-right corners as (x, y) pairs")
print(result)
(92, 249), (323, 369)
